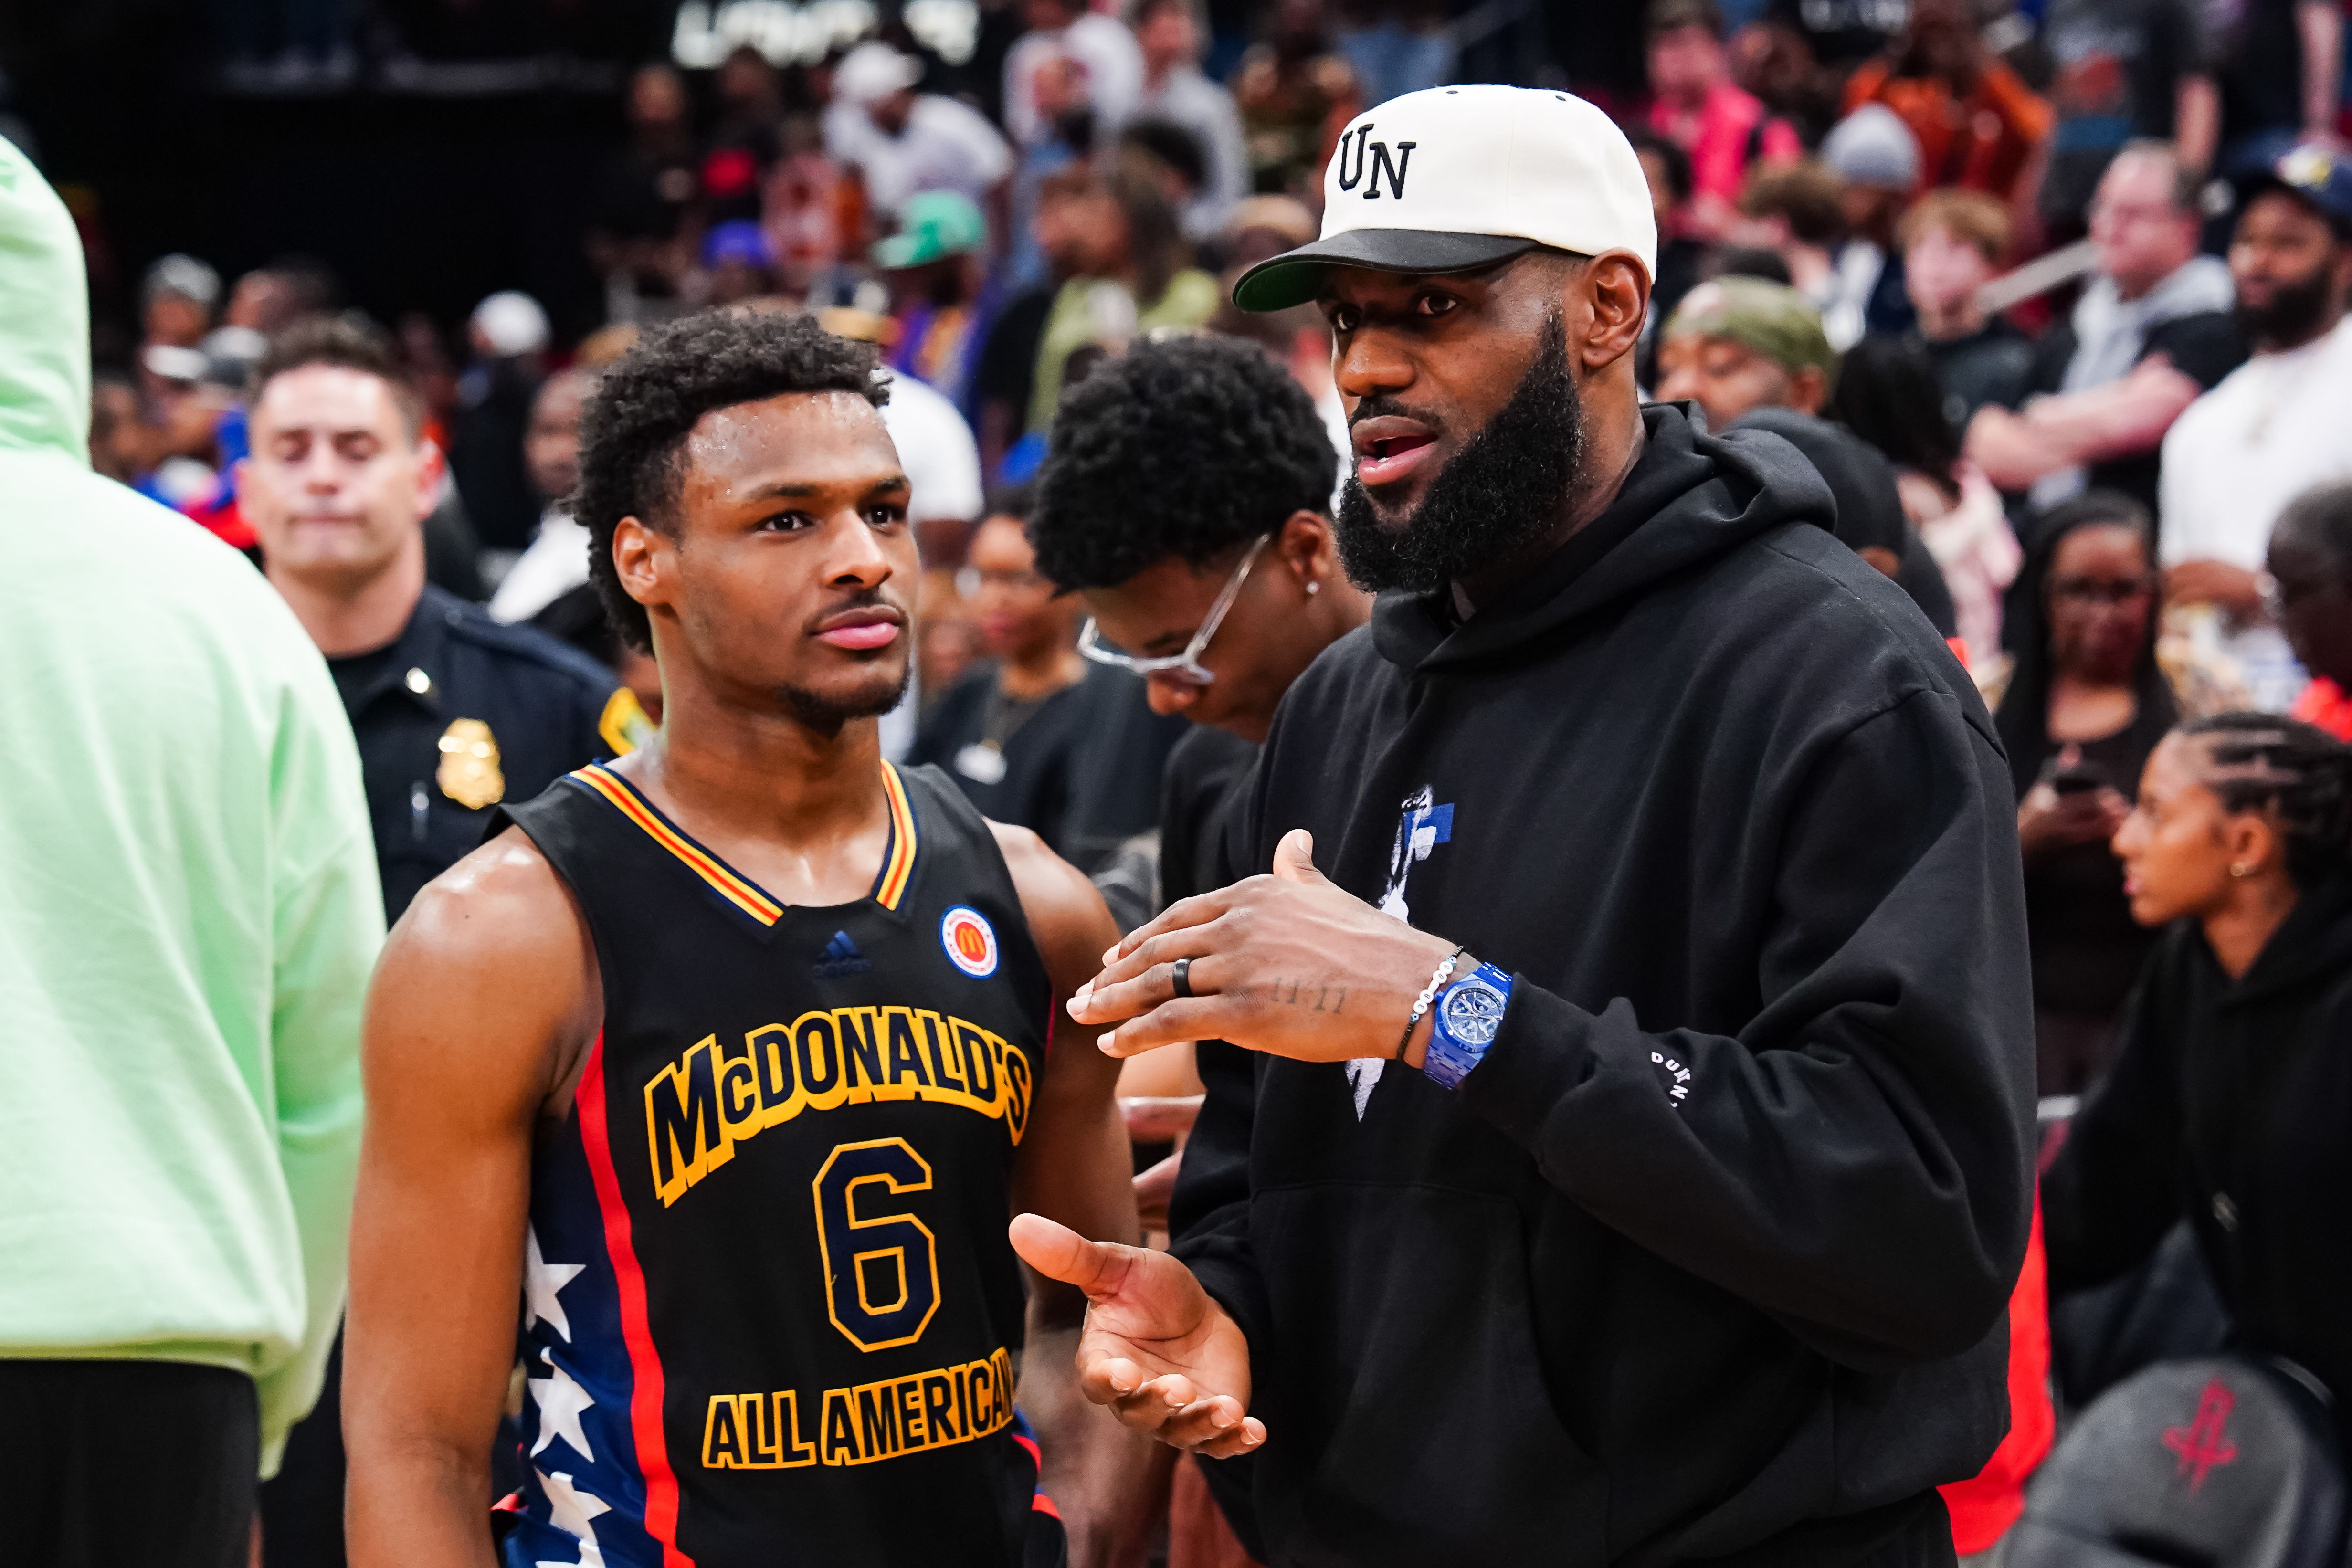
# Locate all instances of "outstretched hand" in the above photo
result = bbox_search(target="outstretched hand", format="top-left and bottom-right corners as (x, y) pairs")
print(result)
(1009, 1213), (1264, 1458)
(1066, 829), (1463, 1064)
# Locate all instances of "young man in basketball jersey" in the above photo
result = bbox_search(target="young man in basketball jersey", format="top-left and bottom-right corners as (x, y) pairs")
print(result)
(345, 312), (1145, 1567)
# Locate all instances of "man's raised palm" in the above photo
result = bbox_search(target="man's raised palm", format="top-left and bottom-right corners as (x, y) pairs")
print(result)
(1010, 1213), (1265, 1457)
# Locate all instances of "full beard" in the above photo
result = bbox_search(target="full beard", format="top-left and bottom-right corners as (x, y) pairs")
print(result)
(2236, 263), (2336, 347)
(1334, 312), (1585, 595)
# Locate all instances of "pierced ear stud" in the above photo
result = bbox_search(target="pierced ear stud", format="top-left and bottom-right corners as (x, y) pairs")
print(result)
(1306, 580), (1321, 596)
(2231, 863), (2252, 878)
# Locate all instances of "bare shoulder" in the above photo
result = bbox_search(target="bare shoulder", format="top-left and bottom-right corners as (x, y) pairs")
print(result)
(372, 826), (598, 1108)
(387, 825), (588, 977)
(986, 819), (1117, 984)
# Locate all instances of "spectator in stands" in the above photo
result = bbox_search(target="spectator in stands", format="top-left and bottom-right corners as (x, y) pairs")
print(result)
(700, 219), (780, 305)
(1023, 159), (1218, 439)
(911, 497), (1187, 872)
(824, 42), (1014, 232)
(1995, 491), (2176, 1094)
(704, 45), (786, 224)
(1845, 0), (2053, 200)
(2161, 144), (2352, 713)
(140, 253), (219, 350)
(1656, 275), (1960, 634)
(447, 290), (550, 558)
(1, 134), (379, 1568)
(587, 63), (698, 309)
(1629, 128), (1707, 345)
(224, 255), (340, 336)
(1122, 119), (1212, 236)
(2043, 712), (2352, 1445)
(1647, 0), (1802, 240)
(1966, 142), (2243, 516)
(1134, 0), (1248, 241)
(761, 119), (859, 300)
(1002, 50), (1095, 296)
(2211, 0), (2343, 188)
(2036, 0), (2217, 240)
(2271, 482), (2352, 739)
(488, 367), (598, 626)
(1004, 0), (1143, 150)
(1232, 0), (1362, 198)
(1904, 188), (2037, 426)
(876, 190), (997, 415)
(1818, 102), (1922, 347)
(1833, 336), (2022, 668)
(1735, 161), (1847, 311)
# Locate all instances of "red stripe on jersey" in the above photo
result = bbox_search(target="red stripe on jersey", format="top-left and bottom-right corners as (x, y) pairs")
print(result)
(577, 1030), (696, 1568)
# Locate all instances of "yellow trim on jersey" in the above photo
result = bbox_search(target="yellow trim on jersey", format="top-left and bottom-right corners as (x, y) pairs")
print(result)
(569, 765), (786, 926)
(875, 761), (918, 910)
(567, 759), (918, 924)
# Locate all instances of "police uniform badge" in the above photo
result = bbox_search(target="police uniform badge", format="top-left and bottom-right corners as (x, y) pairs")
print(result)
(437, 717), (506, 809)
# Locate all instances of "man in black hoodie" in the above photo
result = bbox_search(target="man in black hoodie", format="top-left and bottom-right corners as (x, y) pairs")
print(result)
(1013, 84), (2036, 1567)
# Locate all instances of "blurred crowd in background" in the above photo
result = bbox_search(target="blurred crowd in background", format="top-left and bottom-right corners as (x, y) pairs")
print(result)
(21, 0), (2352, 1102)
(12, 0), (2352, 1564)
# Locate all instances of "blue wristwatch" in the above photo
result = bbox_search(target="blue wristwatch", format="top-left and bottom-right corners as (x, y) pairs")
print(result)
(1420, 963), (1511, 1090)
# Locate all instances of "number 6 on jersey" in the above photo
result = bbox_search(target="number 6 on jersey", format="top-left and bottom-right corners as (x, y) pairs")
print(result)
(813, 1138), (942, 1351)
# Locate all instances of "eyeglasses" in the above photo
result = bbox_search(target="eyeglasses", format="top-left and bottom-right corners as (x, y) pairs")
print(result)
(1077, 535), (1269, 688)
(2050, 574), (2157, 607)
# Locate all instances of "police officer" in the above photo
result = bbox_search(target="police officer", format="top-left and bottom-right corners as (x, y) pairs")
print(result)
(240, 316), (647, 924)
(237, 316), (643, 1563)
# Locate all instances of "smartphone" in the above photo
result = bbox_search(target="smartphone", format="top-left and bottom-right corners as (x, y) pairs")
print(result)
(2047, 761), (2109, 797)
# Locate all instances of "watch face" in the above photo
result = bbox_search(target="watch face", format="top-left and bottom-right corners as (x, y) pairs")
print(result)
(1441, 979), (1506, 1046)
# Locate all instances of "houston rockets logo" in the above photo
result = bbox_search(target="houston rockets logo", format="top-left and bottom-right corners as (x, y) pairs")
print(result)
(2162, 1378), (2240, 1493)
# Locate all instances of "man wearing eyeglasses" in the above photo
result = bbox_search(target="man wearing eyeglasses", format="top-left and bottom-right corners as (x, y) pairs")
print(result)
(1025, 335), (1368, 899)
(1012, 85), (2036, 1567)
(912, 495), (1186, 874)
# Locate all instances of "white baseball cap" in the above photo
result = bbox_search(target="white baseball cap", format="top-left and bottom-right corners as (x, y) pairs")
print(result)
(1233, 84), (1657, 312)
(835, 42), (923, 106)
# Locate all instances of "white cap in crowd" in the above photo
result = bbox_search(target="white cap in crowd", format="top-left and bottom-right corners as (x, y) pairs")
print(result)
(1821, 103), (1921, 192)
(1233, 84), (1657, 312)
(835, 42), (923, 106)
(470, 290), (551, 358)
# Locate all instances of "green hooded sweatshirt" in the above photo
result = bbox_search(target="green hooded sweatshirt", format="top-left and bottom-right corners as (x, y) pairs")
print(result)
(0, 137), (383, 1474)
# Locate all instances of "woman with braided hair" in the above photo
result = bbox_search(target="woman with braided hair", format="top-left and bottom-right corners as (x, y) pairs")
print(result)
(2043, 712), (2352, 1435)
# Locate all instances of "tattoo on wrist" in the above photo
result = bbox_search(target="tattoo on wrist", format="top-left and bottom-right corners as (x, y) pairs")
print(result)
(1267, 979), (1345, 1013)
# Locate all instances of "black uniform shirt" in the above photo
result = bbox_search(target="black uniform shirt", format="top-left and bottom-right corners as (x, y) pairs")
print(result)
(330, 583), (626, 922)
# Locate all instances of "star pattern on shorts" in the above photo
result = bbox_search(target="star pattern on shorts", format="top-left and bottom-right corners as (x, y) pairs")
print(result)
(535, 1467), (609, 1568)
(529, 1347), (597, 1464)
(526, 1223), (586, 1342)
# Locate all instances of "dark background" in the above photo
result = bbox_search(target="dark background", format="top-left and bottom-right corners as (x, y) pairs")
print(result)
(0, 0), (1639, 355)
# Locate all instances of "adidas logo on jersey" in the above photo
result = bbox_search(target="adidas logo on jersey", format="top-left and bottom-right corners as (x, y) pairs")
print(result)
(813, 930), (873, 979)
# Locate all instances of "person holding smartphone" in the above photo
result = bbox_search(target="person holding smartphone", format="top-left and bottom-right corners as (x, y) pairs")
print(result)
(1995, 491), (2181, 1094)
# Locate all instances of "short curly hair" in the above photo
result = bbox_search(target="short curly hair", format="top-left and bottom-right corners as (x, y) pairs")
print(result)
(574, 309), (885, 651)
(1028, 335), (1337, 591)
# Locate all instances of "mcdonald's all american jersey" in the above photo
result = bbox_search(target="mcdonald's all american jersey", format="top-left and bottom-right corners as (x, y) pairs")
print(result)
(490, 758), (1065, 1568)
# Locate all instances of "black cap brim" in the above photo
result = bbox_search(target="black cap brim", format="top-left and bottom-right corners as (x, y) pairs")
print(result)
(1231, 229), (1540, 312)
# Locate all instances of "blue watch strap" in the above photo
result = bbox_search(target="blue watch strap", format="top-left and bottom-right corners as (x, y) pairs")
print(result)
(1420, 962), (1511, 1090)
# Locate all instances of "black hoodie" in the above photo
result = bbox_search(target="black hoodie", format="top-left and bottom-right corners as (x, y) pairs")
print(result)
(1169, 404), (2037, 1568)
(2043, 873), (2352, 1443)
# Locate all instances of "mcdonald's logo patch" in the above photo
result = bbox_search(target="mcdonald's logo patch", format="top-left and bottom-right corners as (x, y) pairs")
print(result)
(940, 906), (999, 979)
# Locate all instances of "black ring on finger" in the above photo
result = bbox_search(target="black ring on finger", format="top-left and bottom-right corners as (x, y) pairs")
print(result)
(1171, 958), (1193, 999)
